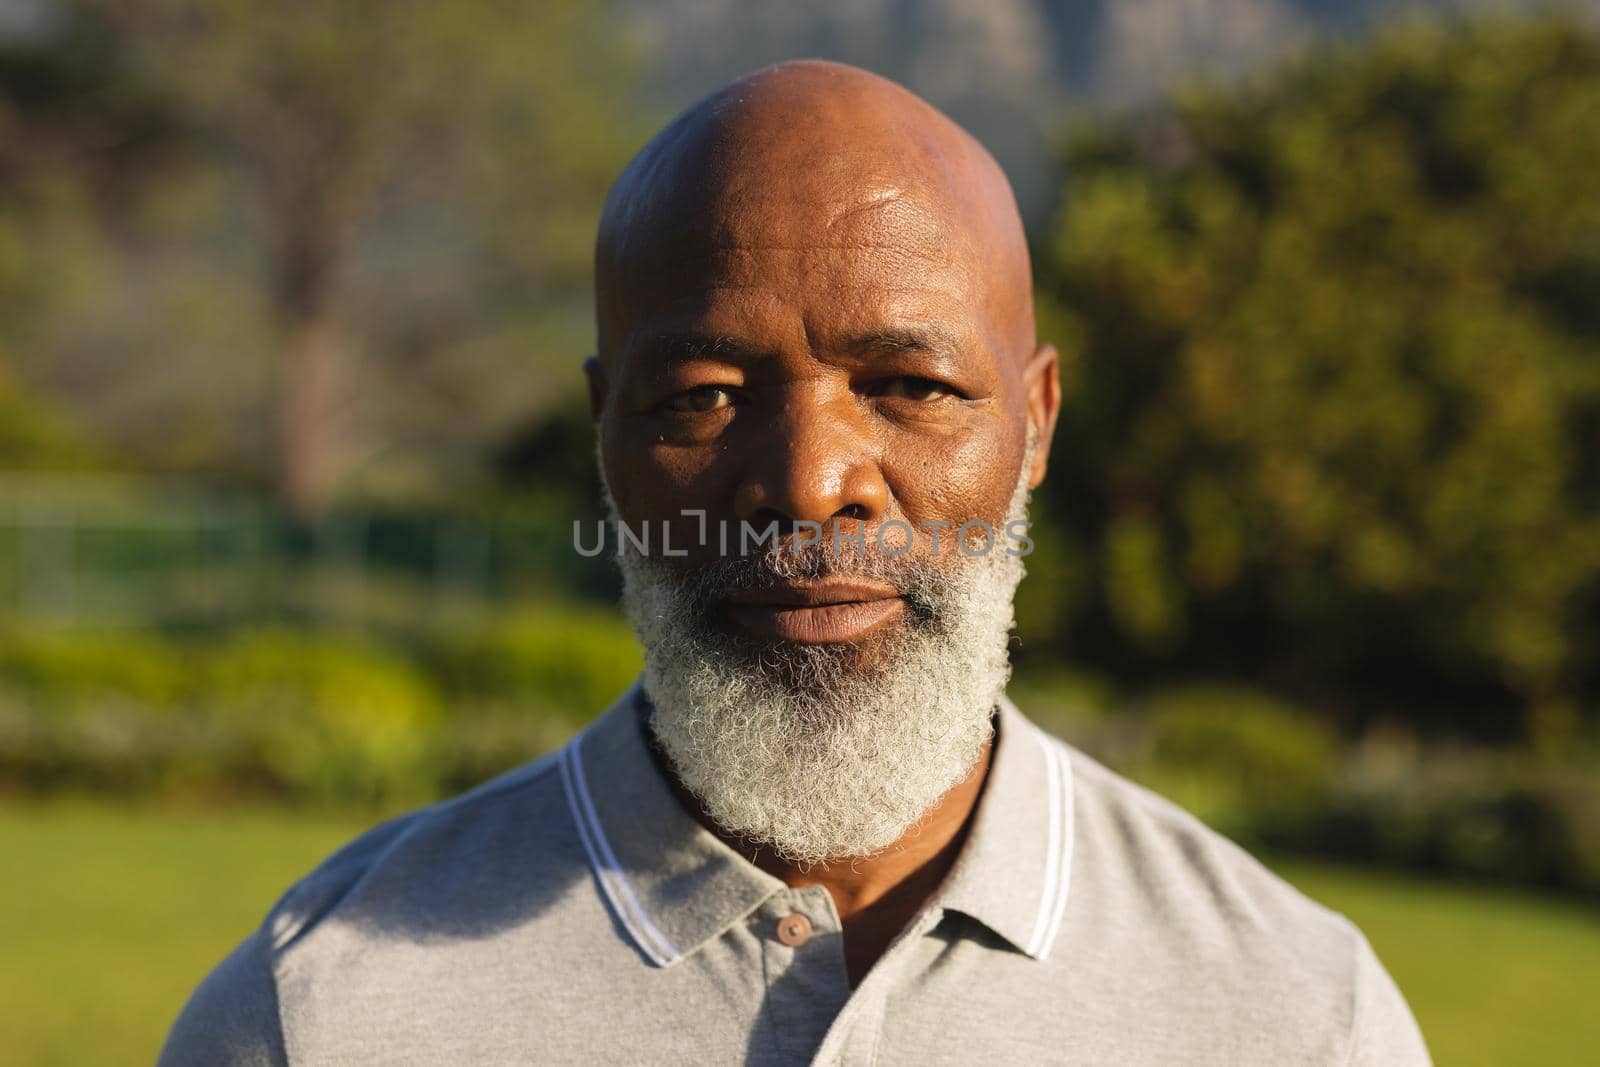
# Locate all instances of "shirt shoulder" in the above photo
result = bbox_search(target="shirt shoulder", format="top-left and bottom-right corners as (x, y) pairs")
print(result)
(1056, 742), (1430, 1064)
(158, 752), (570, 1065)
(1066, 745), (1352, 946)
(157, 928), (287, 1067)
(266, 752), (566, 956)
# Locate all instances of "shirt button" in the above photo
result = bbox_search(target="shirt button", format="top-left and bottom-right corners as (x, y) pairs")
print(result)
(776, 912), (813, 947)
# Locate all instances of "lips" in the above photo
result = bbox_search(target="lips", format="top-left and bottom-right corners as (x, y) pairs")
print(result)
(721, 580), (906, 644)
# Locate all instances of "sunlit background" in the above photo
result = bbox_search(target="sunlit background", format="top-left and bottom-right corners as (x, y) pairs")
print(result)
(2, 1), (1598, 1064)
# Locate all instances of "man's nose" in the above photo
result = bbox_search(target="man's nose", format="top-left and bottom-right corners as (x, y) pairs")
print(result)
(733, 395), (890, 530)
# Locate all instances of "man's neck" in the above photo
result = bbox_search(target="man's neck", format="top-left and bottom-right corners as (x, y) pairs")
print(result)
(646, 713), (996, 987)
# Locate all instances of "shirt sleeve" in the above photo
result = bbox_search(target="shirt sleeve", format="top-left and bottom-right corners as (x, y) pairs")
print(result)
(1346, 931), (1431, 1066)
(157, 928), (289, 1067)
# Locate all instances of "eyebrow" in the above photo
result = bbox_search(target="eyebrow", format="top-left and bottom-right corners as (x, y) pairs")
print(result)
(842, 326), (961, 358)
(632, 332), (760, 364)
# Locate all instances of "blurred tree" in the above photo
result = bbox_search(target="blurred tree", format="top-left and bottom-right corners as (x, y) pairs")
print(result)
(1036, 16), (1600, 736)
(0, 366), (92, 468)
(0, 9), (178, 470)
(84, 0), (642, 516)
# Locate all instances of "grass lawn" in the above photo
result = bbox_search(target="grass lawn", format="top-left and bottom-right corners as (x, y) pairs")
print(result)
(3, 801), (1598, 1066)
(0, 802), (367, 1067)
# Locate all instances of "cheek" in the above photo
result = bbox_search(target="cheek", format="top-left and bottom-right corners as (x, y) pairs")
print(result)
(883, 418), (1020, 538)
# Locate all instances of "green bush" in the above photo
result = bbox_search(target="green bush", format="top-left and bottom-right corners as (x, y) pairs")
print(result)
(1008, 667), (1116, 732)
(1130, 683), (1337, 839)
(0, 367), (94, 470)
(1007, 667), (1142, 767)
(1314, 752), (1600, 898)
(0, 603), (641, 804)
(0, 628), (189, 709)
(0, 628), (198, 794)
(1036, 16), (1600, 732)
(429, 605), (642, 715)
(429, 704), (586, 796)
(0, 627), (448, 804)
(197, 630), (442, 806)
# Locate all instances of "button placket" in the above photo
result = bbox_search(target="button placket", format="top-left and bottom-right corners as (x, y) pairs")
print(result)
(757, 889), (852, 1063)
(811, 904), (946, 1066)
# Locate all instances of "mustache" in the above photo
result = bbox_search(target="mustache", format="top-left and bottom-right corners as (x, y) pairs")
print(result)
(665, 541), (955, 617)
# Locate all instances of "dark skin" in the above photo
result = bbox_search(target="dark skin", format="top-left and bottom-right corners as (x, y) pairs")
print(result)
(587, 60), (1062, 986)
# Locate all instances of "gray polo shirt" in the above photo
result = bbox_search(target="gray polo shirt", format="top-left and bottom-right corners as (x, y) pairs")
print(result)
(159, 684), (1430, 1065)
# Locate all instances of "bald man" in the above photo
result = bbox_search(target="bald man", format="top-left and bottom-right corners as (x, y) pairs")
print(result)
(160, 62), (1430, 1066)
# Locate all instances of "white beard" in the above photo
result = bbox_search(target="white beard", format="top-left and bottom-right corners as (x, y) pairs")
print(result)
(609, 446), (1033, 867)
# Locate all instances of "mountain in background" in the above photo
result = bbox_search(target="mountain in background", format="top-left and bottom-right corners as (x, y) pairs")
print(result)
(0, 0), (1585, 219)
(620, 0), (1595, 221)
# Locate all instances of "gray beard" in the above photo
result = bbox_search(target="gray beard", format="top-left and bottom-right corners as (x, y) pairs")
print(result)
(608, 450), (1032, 867)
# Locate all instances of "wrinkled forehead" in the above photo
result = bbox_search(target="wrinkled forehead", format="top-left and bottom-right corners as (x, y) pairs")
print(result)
(608, 188), (974, 330)
(605, 159), (964, 286)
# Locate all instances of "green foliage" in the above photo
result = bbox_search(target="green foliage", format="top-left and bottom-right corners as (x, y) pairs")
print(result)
(431, 607), (642, 715)
(1007, 666), (1117, 734)
(1037, 15), (1600, 729)
(1131, 683), (1336, 838)
(0, 627), (186, 707)
(0, 626), (443, 803)
(0, 370), (93, 470)
(1315, 752), (1600, 897)
(5, 1), (645, 494)
(198, 631), (441, 805)
(0, 602), (637, 805)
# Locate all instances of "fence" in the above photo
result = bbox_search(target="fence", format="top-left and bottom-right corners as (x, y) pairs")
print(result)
(0, 475), (609, 630)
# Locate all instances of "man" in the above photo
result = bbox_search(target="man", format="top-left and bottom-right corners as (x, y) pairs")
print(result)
(161, 61), (1430, 1065)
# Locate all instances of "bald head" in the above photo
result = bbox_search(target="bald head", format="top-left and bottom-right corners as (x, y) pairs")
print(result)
(595, 60), (1037, 364)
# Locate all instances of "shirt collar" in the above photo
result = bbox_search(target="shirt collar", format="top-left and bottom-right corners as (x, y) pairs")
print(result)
(558, 683), (785, 967)
(557, 682), (1075, 967)
(930, 694), (1077, 961)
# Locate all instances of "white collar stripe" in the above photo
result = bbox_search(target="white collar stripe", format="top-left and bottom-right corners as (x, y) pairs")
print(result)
(569, 735), (681, 966)
(1035, 740), (1077, 961)
(569, 734), (683, 963)
(559, 738), (681, 966)
(1025, 726), (1065, 957)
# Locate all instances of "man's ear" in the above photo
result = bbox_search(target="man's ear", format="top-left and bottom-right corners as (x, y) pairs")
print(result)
(1023, 343), (1062, 488)
(584, 356), (608, 420)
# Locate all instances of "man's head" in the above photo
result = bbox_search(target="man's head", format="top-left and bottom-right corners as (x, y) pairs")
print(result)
(587, 60), (1061, 866)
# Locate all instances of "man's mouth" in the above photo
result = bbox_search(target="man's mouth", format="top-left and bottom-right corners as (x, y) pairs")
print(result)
(720, 579), (906, 644)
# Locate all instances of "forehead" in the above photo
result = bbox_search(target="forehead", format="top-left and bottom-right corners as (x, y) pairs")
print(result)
(611, 187), (988, 358)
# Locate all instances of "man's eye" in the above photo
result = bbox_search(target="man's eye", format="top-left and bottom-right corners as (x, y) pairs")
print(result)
(663, 386), (735, 414)
(873, 377), (958, 401)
